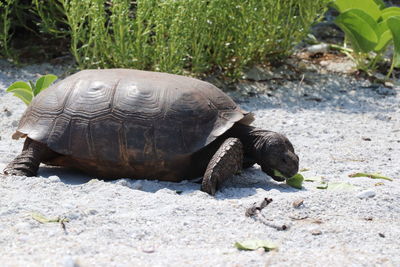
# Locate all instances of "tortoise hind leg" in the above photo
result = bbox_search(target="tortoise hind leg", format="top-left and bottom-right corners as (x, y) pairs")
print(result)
(201, 138), (243, 195)
(3, 138), (55, 176)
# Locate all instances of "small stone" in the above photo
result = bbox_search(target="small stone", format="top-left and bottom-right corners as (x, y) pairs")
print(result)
(362, 137), (372, 141)
(88, 209), (98, 215)
(307, 43), (330, 54)
(379, 233), (385, 238)
(384, 81), (394, 88)
(115, 179), (129, 187)
(63, 256), (80, 267)
(141, 245), (155, 253)
(357, 189), (376, 199)
(131, 181), (143, 190)
(311, 230), (322, 235)
(4, 108), (12, 116)
(256, 247), (266, 255)
(292, 199), (304, 208)
(376, 87), (396, 96)
(48, 175), (60, 182)
(156, 188), (176, 195)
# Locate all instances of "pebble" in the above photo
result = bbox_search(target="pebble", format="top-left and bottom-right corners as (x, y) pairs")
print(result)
(311, 229), (322, 236)
(131, 180), (143, 190)
(292, 198), (304, 208)
(357, 189), (376, 199)
(63, 256), (80, 267)
(48, 175), (60, 182)
(307, 43), (330, 54)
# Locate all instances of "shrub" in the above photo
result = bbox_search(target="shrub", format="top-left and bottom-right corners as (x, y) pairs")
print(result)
(1, 0), (330, 76)
(0, 0), (13, 59)
(332, 0), (400, 77)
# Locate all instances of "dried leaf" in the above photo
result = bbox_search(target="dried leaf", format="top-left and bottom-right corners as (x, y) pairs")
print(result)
(31, 212), (69, 224)
(349, 172), (393, 181)
(235, 239), (278, 251)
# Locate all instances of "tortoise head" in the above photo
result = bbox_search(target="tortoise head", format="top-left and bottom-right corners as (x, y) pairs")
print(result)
(252, 131), (299, 181)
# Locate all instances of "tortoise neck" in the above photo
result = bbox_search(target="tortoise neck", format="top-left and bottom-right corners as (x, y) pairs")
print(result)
(228, 124), (272, 161)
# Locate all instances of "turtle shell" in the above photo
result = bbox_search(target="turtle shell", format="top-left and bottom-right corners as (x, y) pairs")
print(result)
(13, 69), (254, 178)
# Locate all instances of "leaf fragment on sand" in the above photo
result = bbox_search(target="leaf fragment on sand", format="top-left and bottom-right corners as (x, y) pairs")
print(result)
(316, 182), (356, 191)
(286, 173), (304, 189)
(304, 176), (323, 182)
(299, 168), (310, 172)
(31, 212), (69, 224)
(316, 182), (329, 189)
(235, 239), (278, 251)
(349, 172), (393, 181)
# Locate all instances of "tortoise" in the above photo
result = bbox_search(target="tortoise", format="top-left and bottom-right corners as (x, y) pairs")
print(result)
(4, 69), (299, 195)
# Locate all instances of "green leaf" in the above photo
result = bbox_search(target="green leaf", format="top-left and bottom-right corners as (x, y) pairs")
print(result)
(316, 183), (328, 189)
(6, 81), (33, 105)
(335, 9), (379, 53)
(387, 16), (400, 68)
(273, 169), (285, 178)
(286, 173), (304, 189)
(380, 7), (400, 21)
(304, 176), (323, 182)
(34, 74), (58, 96)
(349, 172), (393, 181)
(235, 239), (278, 251)
(373, 0), (386, 10)
(332, 0), (384, 20)
(375, 20), (392, 52)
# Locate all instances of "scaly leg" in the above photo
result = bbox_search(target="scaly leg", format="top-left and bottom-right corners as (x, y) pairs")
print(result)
(201, 138), (243, 195)
(3, 138), (53, 176)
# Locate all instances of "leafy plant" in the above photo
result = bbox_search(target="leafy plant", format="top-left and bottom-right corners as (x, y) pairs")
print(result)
(0, 0), (13, 58)
(6, 74), (58, 105)
(331, 0), (400, 77)
(50, 0), (330, 76)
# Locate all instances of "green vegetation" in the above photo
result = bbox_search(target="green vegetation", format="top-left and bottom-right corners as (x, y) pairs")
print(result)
(235, 239), (278, 251)
(1, 0), (329, 76)
(332, 0), (400, 77)
(6, 74), (58, 105)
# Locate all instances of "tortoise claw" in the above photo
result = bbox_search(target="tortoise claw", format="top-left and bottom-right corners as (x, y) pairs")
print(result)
(201, 138), (243, 195)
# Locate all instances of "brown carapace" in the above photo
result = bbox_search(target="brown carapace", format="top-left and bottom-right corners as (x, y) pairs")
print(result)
(4, 69), (299, 195)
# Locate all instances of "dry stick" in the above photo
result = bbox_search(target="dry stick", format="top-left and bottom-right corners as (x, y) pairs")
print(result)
(245, 198), (288, 231)
(296, 74), (305, 92)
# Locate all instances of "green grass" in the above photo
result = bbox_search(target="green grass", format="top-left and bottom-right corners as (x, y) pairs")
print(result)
(1, 0), (330, 76)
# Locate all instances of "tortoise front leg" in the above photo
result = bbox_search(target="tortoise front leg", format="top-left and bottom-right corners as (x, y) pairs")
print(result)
(3, 138), (51, 176)
(201, 138), (243, 195)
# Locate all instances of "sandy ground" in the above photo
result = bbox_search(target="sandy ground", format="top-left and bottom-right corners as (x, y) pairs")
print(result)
(0, 59), (399, 266)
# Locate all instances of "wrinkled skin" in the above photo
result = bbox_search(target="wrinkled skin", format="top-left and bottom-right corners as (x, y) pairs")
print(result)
(228, 124), (299, 181)
(257, 132), (299, 181)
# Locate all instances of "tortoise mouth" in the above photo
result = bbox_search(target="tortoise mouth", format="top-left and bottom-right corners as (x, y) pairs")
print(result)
(262, 167), (286, 182)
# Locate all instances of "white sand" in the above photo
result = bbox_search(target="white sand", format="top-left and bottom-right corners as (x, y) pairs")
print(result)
(1, 60), (399, 266)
